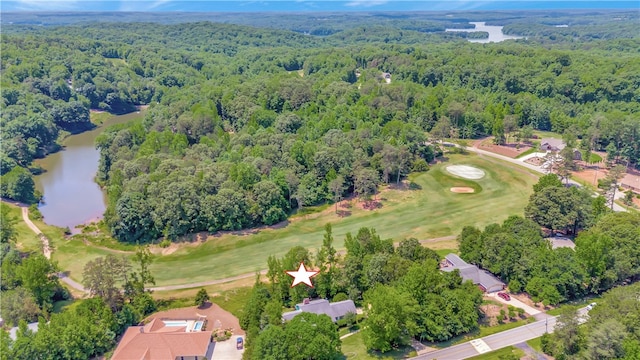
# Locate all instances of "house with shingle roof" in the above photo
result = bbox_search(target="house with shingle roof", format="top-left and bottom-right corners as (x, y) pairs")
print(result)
(441, 254), (506, 293)
(282, 299), (356, 322)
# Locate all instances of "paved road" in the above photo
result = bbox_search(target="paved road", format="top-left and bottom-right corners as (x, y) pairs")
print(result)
(414, 308), (588, 359)
(448, 143), (626, 212)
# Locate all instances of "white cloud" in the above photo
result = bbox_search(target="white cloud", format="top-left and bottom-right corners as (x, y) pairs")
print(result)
(12, 0), (82, 11)
(344, 0), (389, 7)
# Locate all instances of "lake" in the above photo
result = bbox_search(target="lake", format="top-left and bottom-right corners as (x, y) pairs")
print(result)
(34, 110), (145, 231)
(445, 22), (523, 43)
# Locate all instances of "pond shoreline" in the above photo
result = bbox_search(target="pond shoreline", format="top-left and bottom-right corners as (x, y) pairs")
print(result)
(34, 109), (146, 231)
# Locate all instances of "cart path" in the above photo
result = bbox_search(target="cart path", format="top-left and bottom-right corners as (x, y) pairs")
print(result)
(3, 200), (87, 293)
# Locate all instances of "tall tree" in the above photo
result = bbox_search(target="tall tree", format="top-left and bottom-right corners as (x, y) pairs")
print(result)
(285, 312), (341, 360)
(0, 203), (17, 244)
(82, 255), (131, 310)
(315, 224), (338, 299)
(16, 254), (60, 310)
(328, 175), (344, 214)
(362, 285), (418, 352)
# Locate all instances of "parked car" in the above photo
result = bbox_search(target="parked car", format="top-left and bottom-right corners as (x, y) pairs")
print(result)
(497, 292), (511, 301)
(586, 302), (597, 311)
(236, 337), (244, 350)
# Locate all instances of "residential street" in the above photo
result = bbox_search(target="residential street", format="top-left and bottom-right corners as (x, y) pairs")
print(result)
(414, 308), (588, 359)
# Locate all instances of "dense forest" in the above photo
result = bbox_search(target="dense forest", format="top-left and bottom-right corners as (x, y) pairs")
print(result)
(1, 14), (639, 241)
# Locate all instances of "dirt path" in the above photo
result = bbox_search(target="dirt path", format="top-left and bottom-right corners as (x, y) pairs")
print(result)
(4, 201), (87, 293)
(150, 235), (457, 291)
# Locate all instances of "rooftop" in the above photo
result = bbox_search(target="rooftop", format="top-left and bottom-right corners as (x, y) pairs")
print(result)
(282, 299), (356, 322)
(442, 254), (505, 293)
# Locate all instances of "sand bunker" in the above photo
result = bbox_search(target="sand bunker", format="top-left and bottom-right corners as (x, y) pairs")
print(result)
(450, 187), (475, 193)
(445, 165), (485, 180)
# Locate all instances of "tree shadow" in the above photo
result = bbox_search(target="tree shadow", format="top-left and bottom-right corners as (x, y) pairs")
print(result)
(361, 201), (382, 210)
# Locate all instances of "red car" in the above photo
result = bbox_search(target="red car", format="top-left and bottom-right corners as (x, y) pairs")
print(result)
(498, 292), (511, 301)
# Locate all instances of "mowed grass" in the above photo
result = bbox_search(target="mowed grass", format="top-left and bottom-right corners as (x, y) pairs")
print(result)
(3, 203), (41, 252)
(340, 332), (416, 360)
(147, 154), (537, 286)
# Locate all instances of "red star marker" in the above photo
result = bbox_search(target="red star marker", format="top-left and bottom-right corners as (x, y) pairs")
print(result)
(286, 262), (319, 288)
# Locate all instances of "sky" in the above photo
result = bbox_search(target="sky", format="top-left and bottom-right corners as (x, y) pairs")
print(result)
(1, 0), (636, 12)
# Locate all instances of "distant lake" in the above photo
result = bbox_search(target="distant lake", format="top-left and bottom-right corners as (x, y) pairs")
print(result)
(445, 22), (524, 43)
(34, 110), (145, 231)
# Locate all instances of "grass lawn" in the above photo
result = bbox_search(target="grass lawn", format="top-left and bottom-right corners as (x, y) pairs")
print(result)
(52, 299), (77, 313)
(546, 294), (602, 316)
(45, 153), (537, 286)
(515, 147), (539, 159)
(533, 130), (562, 140)
(89, 111), (113, 125)
(527, 337), (543, 353)
(466, 346), (525, 360)
(340, 332), (416, 359)
(478, 317), (535, 338)
(582, 151), (603, 164)
(2, 203), (42, 253)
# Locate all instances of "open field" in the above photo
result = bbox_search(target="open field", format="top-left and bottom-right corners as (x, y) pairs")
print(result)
(42, 153), (537, 286)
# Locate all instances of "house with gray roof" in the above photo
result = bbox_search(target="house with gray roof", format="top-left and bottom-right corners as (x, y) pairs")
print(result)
(282, 299), (356, 323)
(539, 138), (582, 160)
(540, 138), (566, 152)
(441, 254), (505, 293)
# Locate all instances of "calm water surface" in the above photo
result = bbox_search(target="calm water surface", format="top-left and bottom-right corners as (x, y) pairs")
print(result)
(445, 22), (524, 43)
(35, 111), (144, 230)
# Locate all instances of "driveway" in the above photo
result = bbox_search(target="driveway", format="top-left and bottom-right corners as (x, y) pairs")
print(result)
(211, 336), (244, 360)
(486, 292), (543, 317)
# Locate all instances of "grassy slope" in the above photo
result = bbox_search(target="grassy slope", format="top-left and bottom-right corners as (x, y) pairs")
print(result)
(340, 332), (416, 360)
(3, 203), (41, 252)
(48, 153), (536, 286)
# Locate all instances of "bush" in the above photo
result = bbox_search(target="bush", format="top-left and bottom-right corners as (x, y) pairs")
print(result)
(411, 158), (430, 172)
(159, 239), (171, 248)
(508, 279), (523, 293)
(29, 204), (43, 220)
(195, 288), (209, 308)
(337, 312), (357, 328)
(332, 292), (348, 302)
(540, 333), (553, 354)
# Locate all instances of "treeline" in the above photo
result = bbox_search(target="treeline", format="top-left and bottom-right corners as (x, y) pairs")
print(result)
(459, 174), (640, 306)
(542, 283), (640, 360)
(240, 225), (483, 358)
